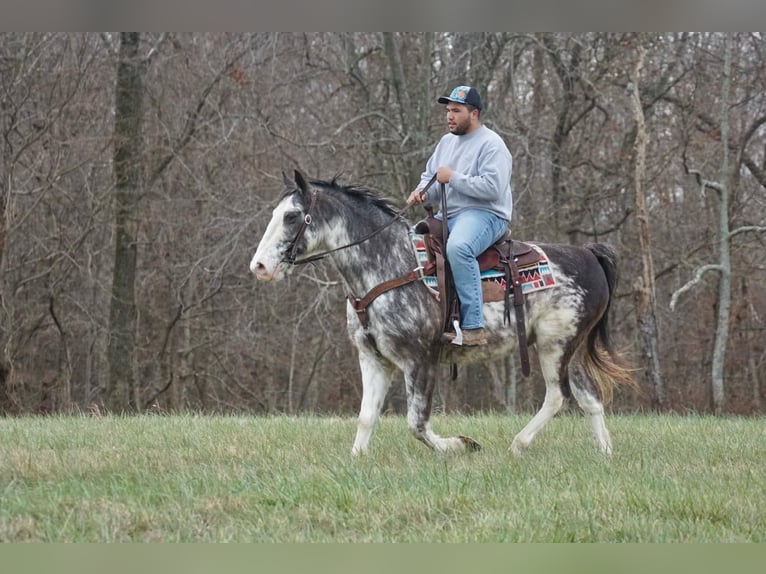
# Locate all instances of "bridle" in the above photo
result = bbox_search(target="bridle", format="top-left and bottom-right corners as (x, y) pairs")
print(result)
(281, 175), (439, 266)
(282, 187), (319, 265)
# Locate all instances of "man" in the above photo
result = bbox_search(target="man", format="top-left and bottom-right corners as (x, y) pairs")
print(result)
(407, 85), (513, 346)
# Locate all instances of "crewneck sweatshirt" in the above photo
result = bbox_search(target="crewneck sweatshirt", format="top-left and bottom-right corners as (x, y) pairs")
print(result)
(418, 124), (513, 221)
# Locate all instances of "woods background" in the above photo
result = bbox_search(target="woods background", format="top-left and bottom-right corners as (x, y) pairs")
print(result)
(1, 32), (764, 416)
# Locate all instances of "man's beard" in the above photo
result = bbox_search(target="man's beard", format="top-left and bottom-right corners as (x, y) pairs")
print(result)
(449, 118), (471, 135)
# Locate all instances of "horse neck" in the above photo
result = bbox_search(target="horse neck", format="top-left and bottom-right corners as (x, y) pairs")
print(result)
(315, 193), (414, 294)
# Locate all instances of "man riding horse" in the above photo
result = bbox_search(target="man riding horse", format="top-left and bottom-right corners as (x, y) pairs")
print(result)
(407, 85), (513, 347)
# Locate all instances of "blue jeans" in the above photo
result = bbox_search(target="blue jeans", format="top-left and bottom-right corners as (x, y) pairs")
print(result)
(445, 209), (509, 330)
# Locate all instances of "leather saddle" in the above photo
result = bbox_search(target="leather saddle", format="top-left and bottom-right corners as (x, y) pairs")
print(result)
(413, 217), (543, 274)
(414, 216), (537, 376)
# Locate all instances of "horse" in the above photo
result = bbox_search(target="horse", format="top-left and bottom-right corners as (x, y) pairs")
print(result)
(250, 170), (636, 456)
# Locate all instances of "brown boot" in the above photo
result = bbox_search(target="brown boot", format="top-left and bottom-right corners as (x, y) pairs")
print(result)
(441, 327), (487, 347)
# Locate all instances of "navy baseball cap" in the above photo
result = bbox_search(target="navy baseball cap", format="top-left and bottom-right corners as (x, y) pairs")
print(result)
(438, 85), (482, 110)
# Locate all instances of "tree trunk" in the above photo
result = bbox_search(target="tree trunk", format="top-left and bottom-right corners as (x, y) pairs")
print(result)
(670, 36), (737, 415)
(630, 38), (665, 409)
(711, 36), (733, 415)
(382, 32), (434, 191)
(487, 355), (516, 413)
(543, 35), (582, 240)
(750, 354), (762, 411)
(0, 98), (10, 414)
(106, 32), (144, 412)
(382, 33), (411, 129)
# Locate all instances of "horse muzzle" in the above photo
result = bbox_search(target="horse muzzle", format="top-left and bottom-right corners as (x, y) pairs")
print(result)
(250, 257), (284, 281)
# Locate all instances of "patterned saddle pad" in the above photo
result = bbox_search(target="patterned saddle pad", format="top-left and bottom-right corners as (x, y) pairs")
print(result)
(410, 235), (556, 302)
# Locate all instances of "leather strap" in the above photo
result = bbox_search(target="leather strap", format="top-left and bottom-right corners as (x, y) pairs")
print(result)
(284, 189), (318, 264)
(348, 262), (436, 329)
(507, 247), (531, 377)
(419, 173), (438, 218)
(437, 182), (460, 337)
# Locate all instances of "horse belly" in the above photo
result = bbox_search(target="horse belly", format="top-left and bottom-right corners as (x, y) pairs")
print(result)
(440, 302), (519, 365)
(345, 299), (440, 367)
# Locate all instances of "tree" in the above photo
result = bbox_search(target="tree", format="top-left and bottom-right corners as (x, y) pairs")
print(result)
(629, 36), (665, 408)
(106, 32), (144, 412)
(670, 35), (733, 414)
(0, 33), (113, 413)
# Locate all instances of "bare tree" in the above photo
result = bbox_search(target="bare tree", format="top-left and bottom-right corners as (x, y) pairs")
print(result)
(670, 36), (736, 413)
(630, 36), (665, 408)
(106, 32), (144, 412)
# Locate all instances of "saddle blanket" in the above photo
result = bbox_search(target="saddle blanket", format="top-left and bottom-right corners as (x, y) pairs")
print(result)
(410, 234), (557, 301)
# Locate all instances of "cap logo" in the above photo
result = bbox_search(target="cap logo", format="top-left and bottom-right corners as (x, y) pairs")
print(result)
(451, 86), (469, 102)
(438, 85), (481, 110)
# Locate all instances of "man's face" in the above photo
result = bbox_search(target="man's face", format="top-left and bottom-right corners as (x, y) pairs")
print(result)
(446, 103), (475, 135)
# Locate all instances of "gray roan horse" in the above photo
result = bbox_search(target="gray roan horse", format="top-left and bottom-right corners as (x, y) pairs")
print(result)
(251, 171), (635, 456)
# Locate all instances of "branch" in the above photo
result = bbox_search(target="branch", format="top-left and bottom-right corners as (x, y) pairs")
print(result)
(655, 241), (710, 281)
(741, 157), (766, 190)
(261, 110), (402, 149)
(564, 96), (597, 137)
(144, 33), (168, 64)
(566, 208), (632, 237)
(738, 113), (766, 150)
(669, 263), (724, 311)
(382, 32), (411, 129)
(143, 374), (174, 410)
(682, 149), (724, 196)
(664, 93), (766, 191)
(729, 224), (766, 240)
(146, 47), (249, 187)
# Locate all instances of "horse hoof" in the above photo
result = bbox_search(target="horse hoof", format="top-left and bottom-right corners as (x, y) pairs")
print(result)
(458, 435), (481, 452)
(510, 439), (527, 456)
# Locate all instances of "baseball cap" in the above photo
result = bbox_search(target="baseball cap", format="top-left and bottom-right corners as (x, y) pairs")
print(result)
(437, 85), (482, 110)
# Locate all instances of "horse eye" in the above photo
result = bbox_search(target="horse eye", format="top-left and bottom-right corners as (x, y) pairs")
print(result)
(283, 211), (301, 225)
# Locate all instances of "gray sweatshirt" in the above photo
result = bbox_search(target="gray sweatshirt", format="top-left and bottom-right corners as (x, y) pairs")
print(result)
(418, 124), (513, 221)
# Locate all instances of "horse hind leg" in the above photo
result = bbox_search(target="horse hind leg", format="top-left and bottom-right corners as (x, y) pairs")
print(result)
(569, 361), (612, 454)
(351, 350), (394, 456)
(510, 345), (566, 455)
(405, 361), (481, 453)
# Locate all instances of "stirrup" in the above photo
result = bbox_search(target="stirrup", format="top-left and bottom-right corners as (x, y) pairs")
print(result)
(440, 320), (463, 345)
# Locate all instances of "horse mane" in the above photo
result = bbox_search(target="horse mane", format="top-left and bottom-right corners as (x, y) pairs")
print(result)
(308, 176), (400, 218)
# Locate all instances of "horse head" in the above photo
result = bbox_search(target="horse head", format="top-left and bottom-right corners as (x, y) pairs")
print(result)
(250, 170), (316, 281)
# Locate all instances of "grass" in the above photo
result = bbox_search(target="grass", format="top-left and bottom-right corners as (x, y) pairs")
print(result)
(0, 412), (764, 542)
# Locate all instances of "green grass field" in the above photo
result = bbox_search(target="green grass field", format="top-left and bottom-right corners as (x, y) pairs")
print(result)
(1, 413), (764, 542)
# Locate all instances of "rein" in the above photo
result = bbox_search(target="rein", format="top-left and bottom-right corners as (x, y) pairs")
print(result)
(281, 175), (444, 331)
(283, 174), (439, 266)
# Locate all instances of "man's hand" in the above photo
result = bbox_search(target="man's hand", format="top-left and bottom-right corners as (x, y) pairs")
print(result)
(407, 167), (452, 206)
(436, 166), (453, 184)
(406, 189), (425, 206)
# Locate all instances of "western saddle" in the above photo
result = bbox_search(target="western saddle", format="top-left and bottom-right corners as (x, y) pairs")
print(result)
(412, 216), (539, 376)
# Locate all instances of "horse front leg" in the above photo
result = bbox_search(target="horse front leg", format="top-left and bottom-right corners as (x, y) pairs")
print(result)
(405, 361), (481, 453)
(351, 350), (393, 456)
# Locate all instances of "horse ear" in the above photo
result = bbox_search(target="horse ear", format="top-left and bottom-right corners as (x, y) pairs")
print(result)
(282, 170), (293, 187)
(294, 170), (309, 195)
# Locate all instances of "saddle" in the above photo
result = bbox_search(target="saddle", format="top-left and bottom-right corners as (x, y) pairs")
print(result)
(414, 216), (541, 377)
(413, 217), (543, 274)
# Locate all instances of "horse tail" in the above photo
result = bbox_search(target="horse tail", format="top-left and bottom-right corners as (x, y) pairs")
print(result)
(581, 243), (637, 404)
